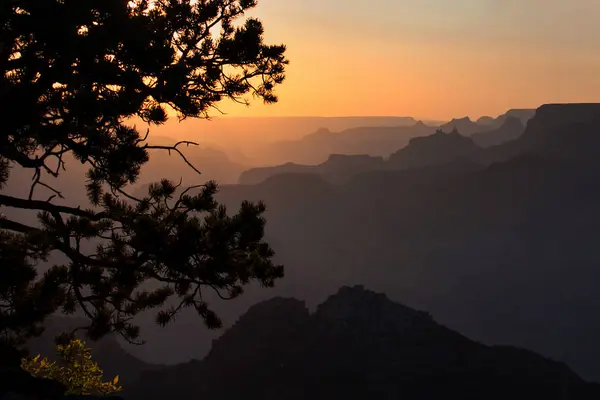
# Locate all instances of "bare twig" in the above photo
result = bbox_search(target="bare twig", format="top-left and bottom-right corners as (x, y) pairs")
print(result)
(28, 168), (41, 200)
(144, 141), (203, 176)
(37, 180), (64, 199)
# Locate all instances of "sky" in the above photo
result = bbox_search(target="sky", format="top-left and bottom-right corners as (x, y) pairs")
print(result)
(218, 0), (600, 120)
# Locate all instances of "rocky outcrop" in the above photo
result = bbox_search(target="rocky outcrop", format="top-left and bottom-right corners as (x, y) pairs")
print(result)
(439, 117), (485, 135)
(388, 129), (481, 169)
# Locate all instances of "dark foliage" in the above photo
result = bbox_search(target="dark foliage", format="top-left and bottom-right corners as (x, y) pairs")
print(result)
(0, 0), (286, 346)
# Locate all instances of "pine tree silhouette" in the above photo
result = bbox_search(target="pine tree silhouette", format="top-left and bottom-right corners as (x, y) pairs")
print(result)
(0, 0), (287, 346)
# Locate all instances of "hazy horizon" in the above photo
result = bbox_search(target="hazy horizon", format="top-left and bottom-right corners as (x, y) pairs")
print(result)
(129, 105), (531, 149)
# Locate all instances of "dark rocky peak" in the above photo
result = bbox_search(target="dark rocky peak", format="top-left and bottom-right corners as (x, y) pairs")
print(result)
(206, 298), (309, 352)
(313, 285), (434, 333)
(201, 298), (310, 380)
(388, 128), (481, 169)
(227, 297), (309, 329)
(477, 116), (496, 125)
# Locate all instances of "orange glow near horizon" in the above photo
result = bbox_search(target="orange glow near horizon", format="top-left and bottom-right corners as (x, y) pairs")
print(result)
(210, 0), (600, 121)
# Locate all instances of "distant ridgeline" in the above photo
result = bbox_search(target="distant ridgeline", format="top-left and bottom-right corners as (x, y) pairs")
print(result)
(238, 104), (596, 185)
(242, 107), (535, 170)
(127, 286), (600, 400)
(137, 101), (600, 382)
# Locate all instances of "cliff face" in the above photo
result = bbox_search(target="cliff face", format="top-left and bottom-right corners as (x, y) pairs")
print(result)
(129, 286), (600, 400)
(526, 103), (600, 130)
(486, 103), (600, 163)
(388, 130), (481, 169)
(442, 103), (600, 164)
(520, 103), (600, 145)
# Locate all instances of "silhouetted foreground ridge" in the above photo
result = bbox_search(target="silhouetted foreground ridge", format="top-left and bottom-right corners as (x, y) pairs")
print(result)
(129, 286), (600, 400)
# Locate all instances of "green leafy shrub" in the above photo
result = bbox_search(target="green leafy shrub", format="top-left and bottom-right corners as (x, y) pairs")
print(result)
(21, 339), (122, 396)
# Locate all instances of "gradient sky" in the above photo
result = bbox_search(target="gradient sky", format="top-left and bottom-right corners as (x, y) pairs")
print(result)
(218, 0), (600, 120)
